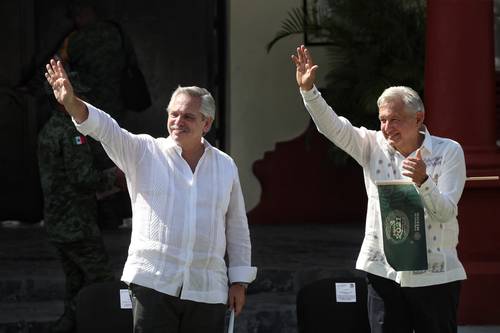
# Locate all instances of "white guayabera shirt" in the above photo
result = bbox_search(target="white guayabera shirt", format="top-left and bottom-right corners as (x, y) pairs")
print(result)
(75, 103), (257, 304)
(301, 86), (467, 287)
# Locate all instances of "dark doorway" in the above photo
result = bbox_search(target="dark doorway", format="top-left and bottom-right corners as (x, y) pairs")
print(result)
(0, 0), (226, 223)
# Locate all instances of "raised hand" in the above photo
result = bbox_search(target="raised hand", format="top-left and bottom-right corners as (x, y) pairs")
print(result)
(45, 59), (74, 107)
(44, 58), (89, 123)
(402, 148), (428, 186)
(291, 45), (318, 91)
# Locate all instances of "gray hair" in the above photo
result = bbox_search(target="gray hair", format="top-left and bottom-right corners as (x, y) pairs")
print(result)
(377, 86), (424, 114)
(167, 86), (216, 120)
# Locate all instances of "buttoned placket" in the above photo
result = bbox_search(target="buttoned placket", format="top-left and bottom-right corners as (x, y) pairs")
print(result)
(155, 148), (177, 293)
(387, 152), (398, 180)
(179, 148), (208, 299)
(381, 142), (400, 181)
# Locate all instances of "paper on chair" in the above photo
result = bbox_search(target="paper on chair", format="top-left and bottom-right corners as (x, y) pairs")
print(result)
(120, 289), (132, 309)
(335, 282), (356, 303)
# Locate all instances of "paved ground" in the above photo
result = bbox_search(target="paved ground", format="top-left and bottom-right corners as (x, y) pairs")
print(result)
(0, 220), (498, 332)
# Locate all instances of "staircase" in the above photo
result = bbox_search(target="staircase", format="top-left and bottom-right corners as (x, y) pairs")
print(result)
(0, 221), (365, 333)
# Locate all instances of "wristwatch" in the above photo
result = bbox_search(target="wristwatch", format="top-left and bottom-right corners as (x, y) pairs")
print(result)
(232, 282), (248, 289)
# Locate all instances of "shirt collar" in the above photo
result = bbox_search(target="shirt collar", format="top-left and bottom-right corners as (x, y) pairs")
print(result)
(382, 125), (433, 157)
(165, 136), (213, 154)
(419, 125), (433, 155)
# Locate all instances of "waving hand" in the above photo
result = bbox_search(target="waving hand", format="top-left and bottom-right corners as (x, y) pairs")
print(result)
(45, 59), (75, 106)
(44, 58), (88, 123)
(291, 45), (318, 91)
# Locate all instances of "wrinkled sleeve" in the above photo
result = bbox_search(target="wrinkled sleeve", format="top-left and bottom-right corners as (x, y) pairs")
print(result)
(225, 162), (257, 284)
(73, 102), (148, 176)
(301, 86), (374, 166)
(415, 142), (466, 223)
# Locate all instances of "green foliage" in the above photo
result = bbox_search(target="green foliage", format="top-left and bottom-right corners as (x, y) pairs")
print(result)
(266, 7), (306, 53)
(322, 0), (426, 127)
(268, 0), (426, 165)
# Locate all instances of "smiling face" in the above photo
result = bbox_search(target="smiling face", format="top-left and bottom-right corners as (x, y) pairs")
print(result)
(167, 93), (212, 149)
(378, 98), (424, 156)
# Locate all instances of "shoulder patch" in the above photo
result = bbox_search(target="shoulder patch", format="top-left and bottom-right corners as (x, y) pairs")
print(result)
(73, 135), (87, 145)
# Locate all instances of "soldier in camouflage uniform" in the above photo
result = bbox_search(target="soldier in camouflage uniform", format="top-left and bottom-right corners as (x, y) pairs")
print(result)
(63, 1), (128, 124)
(60, 1), (136, 229)
(38, 94), (121, 332)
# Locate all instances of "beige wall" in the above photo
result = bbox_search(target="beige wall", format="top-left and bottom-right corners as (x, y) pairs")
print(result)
(228, 0), (329, 211)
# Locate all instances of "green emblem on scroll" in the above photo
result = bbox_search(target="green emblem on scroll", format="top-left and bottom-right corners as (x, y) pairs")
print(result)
(376, 180), (428, 271)
(385, 210), (410, 244)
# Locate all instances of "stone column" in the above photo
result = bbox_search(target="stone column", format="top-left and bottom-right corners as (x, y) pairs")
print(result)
(425, 0), (500, 324)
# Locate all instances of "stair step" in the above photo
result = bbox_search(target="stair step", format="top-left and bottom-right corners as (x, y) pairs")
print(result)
(0, 300), (63, 324)
(236, 293), (298, 333)
(0, 276), (64, 303)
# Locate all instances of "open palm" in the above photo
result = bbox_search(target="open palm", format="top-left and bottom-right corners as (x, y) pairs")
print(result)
(291, 45), (318, 91)
(45, 59), (74, 106)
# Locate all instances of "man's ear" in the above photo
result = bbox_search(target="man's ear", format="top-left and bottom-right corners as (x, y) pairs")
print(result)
(203, 117), (214, 134)
(416, 111), (425, 126)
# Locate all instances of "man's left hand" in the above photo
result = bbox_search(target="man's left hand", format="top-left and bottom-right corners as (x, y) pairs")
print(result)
(402, 148), (428, 186)
(228, 283), (246, 316)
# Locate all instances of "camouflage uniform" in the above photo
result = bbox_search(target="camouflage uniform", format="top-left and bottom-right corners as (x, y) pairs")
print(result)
(65, 21), (127, 124)
(63, 20), (134, 229)
(37, 109), (116, 324)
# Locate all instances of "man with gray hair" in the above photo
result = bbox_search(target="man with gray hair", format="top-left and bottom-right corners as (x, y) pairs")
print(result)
(292, 45), (466, 333)
(45, 58), (257, 333)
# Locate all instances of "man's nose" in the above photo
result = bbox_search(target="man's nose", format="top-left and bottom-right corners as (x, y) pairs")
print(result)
(174, 116), (183, 125)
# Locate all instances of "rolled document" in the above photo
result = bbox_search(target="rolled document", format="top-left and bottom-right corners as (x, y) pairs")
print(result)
(228, 309), (235, 333)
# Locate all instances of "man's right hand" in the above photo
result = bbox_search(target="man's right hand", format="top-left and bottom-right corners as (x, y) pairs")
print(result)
(45, 59), (75, 107)
(45, 58), (89, 123)
(291, 45), (318, 92)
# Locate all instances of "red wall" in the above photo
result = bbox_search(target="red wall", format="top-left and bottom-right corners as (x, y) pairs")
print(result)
(426, 0), (500, 324)
(249, 122), (367, 225)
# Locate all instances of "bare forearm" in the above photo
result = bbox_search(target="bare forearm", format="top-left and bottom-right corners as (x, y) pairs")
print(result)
(64, 96), (89, 123)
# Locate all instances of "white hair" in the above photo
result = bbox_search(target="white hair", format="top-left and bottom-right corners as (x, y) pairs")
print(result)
(167, 86), (216, 120)
(377, 86), (424, 114)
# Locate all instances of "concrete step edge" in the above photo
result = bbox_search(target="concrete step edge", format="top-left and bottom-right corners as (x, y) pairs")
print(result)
(0, 300), (64, 324)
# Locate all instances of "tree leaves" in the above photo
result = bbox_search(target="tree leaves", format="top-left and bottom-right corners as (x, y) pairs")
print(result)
(268, 0), (426, 165)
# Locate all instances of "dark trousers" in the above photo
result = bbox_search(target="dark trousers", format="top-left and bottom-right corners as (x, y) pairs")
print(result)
(367, 273), (461, 333)
(128, 284), (227, 333)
